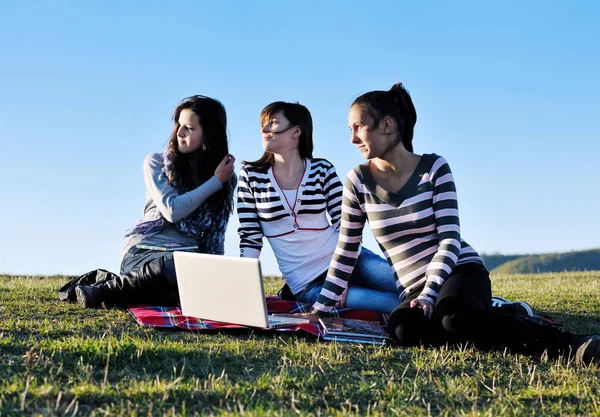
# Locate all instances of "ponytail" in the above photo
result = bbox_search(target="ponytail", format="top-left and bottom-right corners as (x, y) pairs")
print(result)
(352, 82), (417, 152)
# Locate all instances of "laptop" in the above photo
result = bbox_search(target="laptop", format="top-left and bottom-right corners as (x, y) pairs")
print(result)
(173, 252), (310, 329)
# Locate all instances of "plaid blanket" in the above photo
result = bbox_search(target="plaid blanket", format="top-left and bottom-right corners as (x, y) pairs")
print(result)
(128, 296), (386, 336)
(128, 296), (559, 338)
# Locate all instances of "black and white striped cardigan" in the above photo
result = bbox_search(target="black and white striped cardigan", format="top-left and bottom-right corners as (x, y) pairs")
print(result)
(237, 158), (343, 258)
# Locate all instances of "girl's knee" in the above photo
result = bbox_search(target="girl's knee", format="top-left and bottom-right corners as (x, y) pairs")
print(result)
(388, 307), (425, 346)
(441, 311), (481, 336)
(441, 313), (461, 334)
(391, 323), (422, 346)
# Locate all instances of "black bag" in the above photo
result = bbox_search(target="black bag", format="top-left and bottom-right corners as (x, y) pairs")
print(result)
(58, 269), (119, 302)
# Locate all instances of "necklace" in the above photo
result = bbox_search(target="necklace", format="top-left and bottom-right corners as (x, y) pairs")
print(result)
(274, 160), (306, 190)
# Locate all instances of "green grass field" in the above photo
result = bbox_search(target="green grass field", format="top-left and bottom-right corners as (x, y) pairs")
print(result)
(1, 272), (599, 416)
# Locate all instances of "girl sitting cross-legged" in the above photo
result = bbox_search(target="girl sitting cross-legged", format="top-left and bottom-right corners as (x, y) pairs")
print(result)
(307, 83), (600, 365)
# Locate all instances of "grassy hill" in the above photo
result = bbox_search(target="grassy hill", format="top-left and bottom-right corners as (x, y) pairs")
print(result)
(1, 273), (600, 416)
(481, 248), (600, 274)
(478, 253), (523, 271)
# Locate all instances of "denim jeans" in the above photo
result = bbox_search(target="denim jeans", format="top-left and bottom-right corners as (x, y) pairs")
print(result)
(295, 247), (399, 314)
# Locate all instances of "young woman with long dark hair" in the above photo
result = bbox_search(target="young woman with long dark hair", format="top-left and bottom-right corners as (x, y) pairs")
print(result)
(76, 95), (236, 307)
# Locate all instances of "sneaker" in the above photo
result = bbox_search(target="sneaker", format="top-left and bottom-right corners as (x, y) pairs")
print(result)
(572, 335), (600, 365)
(491, 296), (534, 318)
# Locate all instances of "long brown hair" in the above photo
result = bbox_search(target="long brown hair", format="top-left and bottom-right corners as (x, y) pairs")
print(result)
(166, 95), (234, 214)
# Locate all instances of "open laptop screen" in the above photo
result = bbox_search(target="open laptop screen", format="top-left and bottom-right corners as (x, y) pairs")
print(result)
(173, 252), (309, 328)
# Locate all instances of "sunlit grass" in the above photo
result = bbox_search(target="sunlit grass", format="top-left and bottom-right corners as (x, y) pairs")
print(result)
(1, 272), (599, 416)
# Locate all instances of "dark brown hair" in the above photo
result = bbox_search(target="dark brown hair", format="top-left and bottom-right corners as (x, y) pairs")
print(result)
(166, 95), (234, 214)
(352, 83), (417, 152)
(245, 101), (314, 169)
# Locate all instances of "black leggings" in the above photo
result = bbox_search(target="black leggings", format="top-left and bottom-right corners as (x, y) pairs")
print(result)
(120, 247), (178, 286)
(117, 248), (179, 305)
(387, 263), (570, 354)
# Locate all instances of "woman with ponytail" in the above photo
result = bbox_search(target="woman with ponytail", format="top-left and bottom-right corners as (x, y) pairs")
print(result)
(306, 83), (599, 364)
(75, 95), (237, 308)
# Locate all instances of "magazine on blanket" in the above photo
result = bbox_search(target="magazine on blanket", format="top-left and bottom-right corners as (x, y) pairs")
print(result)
(136, 243), (198, 252)
(318, 317), (389, 345)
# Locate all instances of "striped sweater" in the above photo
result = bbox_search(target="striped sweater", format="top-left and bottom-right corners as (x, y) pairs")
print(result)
(313, 154), (483, 313)
(237, 158), (343, 259)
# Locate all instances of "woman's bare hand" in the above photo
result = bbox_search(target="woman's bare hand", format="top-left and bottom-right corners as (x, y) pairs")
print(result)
(410, 298), (435, 319)
(335, 288), (348, 308)
(299, 313), (320, 323)
(214, 154), (235, 183)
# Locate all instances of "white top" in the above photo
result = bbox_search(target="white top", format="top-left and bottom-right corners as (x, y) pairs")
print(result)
(270, 189), (339, 294)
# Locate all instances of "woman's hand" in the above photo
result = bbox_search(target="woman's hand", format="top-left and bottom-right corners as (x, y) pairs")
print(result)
(335, 288), (348, 308)
(410, 298), (435, 319)
(214, 154), (236, 183)
(299, 313), (320, 323)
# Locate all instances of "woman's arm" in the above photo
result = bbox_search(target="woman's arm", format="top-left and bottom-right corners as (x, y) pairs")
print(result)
(312, 172), (366, 313)
(417, 156), (462, 305)
(144, 153), (223, 223)
(237, 166), (264, 258)
(323, 161), (343, 229)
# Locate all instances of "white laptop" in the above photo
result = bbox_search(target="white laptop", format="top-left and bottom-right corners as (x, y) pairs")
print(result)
(173, 252), (310, 329)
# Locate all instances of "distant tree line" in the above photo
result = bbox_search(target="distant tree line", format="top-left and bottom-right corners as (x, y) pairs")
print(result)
(480, 248), (600, 274)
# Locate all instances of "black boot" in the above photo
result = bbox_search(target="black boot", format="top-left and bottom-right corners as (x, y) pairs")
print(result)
(521, 322), (600, 365)
(568, 335), (600, 365)
(76, 256), (171, 308)
(444, 309), (600, 364)
(529, 328), (600, 365)
(75, 280), (121, 308)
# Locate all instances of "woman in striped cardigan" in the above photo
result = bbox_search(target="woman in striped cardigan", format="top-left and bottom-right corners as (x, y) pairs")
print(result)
(308, 83), (599, 364)
(237, 101), (399, 313)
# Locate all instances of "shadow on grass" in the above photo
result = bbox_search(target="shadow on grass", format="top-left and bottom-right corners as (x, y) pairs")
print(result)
(536, 309), (600, 334)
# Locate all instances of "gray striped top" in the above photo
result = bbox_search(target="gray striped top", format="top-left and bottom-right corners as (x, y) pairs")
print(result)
(313, 154), (483, 313)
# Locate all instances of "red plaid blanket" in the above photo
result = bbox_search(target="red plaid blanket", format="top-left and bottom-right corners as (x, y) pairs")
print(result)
(128, 296), (559, 338)
(128, 296), (387, 336)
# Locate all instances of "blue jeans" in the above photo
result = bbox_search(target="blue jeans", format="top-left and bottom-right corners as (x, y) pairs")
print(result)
(295, 247), (399, 314)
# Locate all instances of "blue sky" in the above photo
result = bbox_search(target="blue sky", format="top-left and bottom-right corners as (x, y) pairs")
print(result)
(1, 1), (598, 276)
